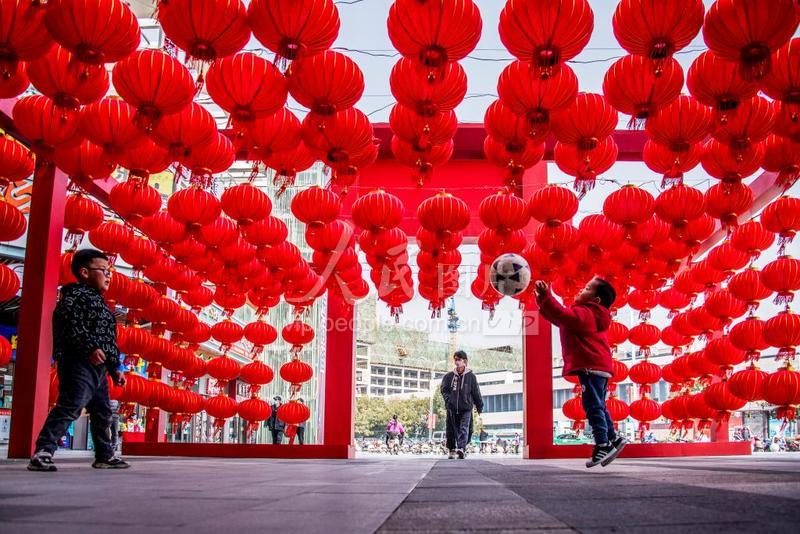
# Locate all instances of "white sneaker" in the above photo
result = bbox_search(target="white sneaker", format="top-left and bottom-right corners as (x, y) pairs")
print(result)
(448, 450), (456, 459)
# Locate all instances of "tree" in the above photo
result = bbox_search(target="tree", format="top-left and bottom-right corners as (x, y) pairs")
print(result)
(355, 393), (448, 439)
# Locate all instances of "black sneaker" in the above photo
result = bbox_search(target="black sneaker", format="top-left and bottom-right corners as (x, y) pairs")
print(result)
(92, 457), (130, 469)
(585, 444), (613, 468)
(602, 437), (629, 467)
(28, 451), (57, 472)
(456, 448), (465, 459)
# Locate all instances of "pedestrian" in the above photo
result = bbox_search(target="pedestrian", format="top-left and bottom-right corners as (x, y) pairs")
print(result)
(296, 398), (306, 445)
(267, 396), (285, 444)
(534, 277), (628, 468)
(440, 351), (483, 460)
(28, 249), (129, 471)
(385, 414), (405, 448)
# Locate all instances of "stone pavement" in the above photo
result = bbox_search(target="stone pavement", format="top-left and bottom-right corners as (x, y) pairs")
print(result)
(0, 452), (799, 533)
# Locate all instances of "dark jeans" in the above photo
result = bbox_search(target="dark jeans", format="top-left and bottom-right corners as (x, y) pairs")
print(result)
(578, 373), (617, 446)
(270, 429), (284, 444)
(446, 410), (472, 451)
(297, 426), (305, 445)
(35, 360), (114, 461)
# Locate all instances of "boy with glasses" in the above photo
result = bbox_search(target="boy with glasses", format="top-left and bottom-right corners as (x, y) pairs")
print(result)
(29, 249), (129, 471)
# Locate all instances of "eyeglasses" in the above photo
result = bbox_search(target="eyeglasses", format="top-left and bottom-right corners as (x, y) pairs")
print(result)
(87, 268), (113, 277)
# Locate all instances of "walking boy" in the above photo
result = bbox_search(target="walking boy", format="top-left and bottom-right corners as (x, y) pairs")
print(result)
(534, 277), (628, 468)
(29, 249), (129, 471)
(440, 351), (483, 459)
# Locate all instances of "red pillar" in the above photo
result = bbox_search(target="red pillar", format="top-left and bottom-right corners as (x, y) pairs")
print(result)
(322, 294), (356, 457)
(7, 163), (67, 458)
(522, 310), (554, 458)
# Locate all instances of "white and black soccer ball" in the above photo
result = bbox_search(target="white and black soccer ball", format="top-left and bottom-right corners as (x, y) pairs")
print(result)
(489, 253), (531, 297)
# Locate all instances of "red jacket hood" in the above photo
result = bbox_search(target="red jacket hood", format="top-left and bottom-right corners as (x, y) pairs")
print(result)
(582, 301), (612, 333)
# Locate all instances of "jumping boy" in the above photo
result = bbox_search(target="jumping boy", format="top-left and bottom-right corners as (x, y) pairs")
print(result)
(534, 277), (628, 468)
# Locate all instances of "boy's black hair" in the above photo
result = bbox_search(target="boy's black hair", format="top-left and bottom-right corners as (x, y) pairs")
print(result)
(593, 278), (616, 309)
(71, 248), (109, 278)
(453, 350), (468, 361)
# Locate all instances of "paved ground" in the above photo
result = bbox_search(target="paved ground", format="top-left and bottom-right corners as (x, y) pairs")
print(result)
(1, 452), (799, 533)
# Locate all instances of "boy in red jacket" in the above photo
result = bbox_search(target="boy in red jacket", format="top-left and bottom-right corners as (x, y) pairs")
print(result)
(535, 277), (628, 468)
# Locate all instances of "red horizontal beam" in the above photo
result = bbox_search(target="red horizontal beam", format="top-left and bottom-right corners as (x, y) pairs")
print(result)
(123, 441), (354, 459)
(525, 441), (751, 459)
(372, 124), (648, 161)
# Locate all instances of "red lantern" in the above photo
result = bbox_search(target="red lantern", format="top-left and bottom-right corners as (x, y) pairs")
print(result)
(220, 183), (271, 227)
(277, 399), (310, 426)
(661, 326), (692, 355)
(687, 50), (758, 118)
(282, 321), (314, 352)
(0, 264), (20, 302)
(0, 136), (34, 189)
(629, 397), (661, 436)
(390, 105), (457, 150)
(479, 191), (529, 233)
(206, 355), (241, 386)
(578, 214), (625, 255)
(628, 323), (661, 357)
(204, 394), (238, 426)
(247, 0), (339, 62)
(390, 58), (467, 117)
(28, 45), (108, 109)
(762, 364), (800, 413)
(158, 0), (250, 61)
(603, 54), (683, 126)
(499, 0), (593, 78)
(244, 321), (278, 356)
(88, 221), (133, 256)
(629, 360), (662, 392)
(388, 0), (481, 68)
(292, 186), (343, 228)
(80, 97), (143, 157)
(211, 320), (244, 352)
(497, 60), (577, 132)
(728, 317), (769, 361)
(612, 0), (703, 72)
(63, 194), (103, 245)
(288, 50), (363, 116)
(0, 200), (25, 242)
(118, 138), (172, 183)
(151, 102), (216, 159)
(45, 0), (140, 64)
(643, 140), (702, 187)
(711, 96), (776, 153)
(417, 191), (470, 234)
(109, 181), (162, 224)
(239, 361), (274, 393)
(701, 138), (764, 185)
(761, 256), (800, 305)
(120, 236), (160, 272)
(654, 184), (705, 233)
(13, 95), (80, 155)
(730, 220), (775, 261)
(603, 185), (654, 230)
(703, 381), (746, 421)
(702, 0), (798, 81)
(0, 1), (53, 74)
(2, 335), (14, 366)
(168, 187), (222, 233)
(551, 93), (617, 151)
(112, 49), (195, 129)
(763, 311), (800, 360)
(762, 196), (800, 254)
(280, 359), (313, 385)
(351, 190), (404, 233)
(728, 363), (768, 402)
(553, 137), (618, 195)
(206, 53), (287, 126)
(528, 186), (578, 228)
(762, 134), (800, 189)
(704, 182), (754, 228)
(728, 268), (773, 312)
(237, 397), (272, 430)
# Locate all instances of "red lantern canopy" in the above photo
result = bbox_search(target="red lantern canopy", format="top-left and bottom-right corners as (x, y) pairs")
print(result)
(44, 0), (140, 64)
(702, 0), (798, 81)
(158, 0), (250, 61)
(112, 49), (195, 130)
(387, 0), (481, 68)
(499, 0), (594, 78)
(247, 0), (339, 63)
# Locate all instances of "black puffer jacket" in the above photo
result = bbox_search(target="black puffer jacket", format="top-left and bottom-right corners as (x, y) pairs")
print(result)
(440, 369), (483, 415)
(53, 283), (120, 374)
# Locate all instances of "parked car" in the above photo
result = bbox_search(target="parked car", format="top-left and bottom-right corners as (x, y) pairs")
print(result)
(554, 432), (592, 445)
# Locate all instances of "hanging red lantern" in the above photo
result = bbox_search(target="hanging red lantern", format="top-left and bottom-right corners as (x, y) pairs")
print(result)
(206, 52), (287, 126)
(603, 185), (655, 230)
(88, 221), (133, 257)
(390, 105), (456, 150)
(0, 61), (28, 98)
(687, 305), (724, 337)
(479, 190), (529, 233)
(417, 191), (470, 234)
(288, 50), (363, 116)
(28, 45), (109, 109)
(180, 133), (235, 189)
(761, 256), (800, 305)
(762, 196), (800, 254)
(499, 0), (593, 78)
(388, 0), (481, 69)
(140, 210), (187, 247)
(551, 93), (617, 151)
(13, 95), (80, 155)
(681, 214), (717, 252)
(707, 242), (750, 276)
(701, 139), (764, 186)
(0, 136), (34, 189)
(703, 381), (746, 422)
(301, 107), (374, 166)
(109, 181), (162, 224)
(578, 214), (625, 256)
(497, 60), (577, 130)
(63, 194), (103, 246)
(643, 140), (702, 187)
(247, 0), (339, 63)
(704, 182), (754, 228)
(728, 363), (768, 402)
(198, 216), (237, 251)
(220, 183), (272, 227)
(390, 58), (467, 117)
(553, 137), (618, 196)
(277, 399), (311, 426)
(168, 187), (222, 233)
(527, 186), (578, 228)
(280, 358), (313, 385)
(687, 50), (758, 119)
(151, 102), (217, 159)
(120, 236), (160, 272)
(351, 190), (403, 233)
(112, 49), (195, 130)
(658, 287), (692, 317)
(158, 0), (250, 61)
(612, 0), (703, 72)
(561, 395), (586, 430)
(629, 396), (661, 438)
(45, 0), (140, 64)
(711, 96), (776, 154)
(654, 184), (705, 234)
(703, 335), (745, 374)
(660, 326), (692, 356)
(628, 323), (661, 357)
(603, 54), (683, 126)
(244, 321), (278, 357)
(211, 320), (244, 353)
(80, 97), (143, 157)
(204, 393), (238, 429)
(629, 360), (662, 394)
(703, 0), (798, 81)
(282, 321), (314, 353)
(729, 221), (773, 262)
(0, 201), (26, 242)
(0, 264), (20, 302)
(0, 1), (53, 76)
(762, 364), (800, 418)
(762, 37), (800, 121)
(728, 268), (773, 312)
(264, 142), (316, 193)
(763, 311), (800, 360)
(762, 134), (800, 189)
(240, 360), (274, 394)
(729, 317), (769, 362)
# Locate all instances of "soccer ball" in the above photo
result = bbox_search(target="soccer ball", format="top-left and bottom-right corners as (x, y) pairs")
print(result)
(490, 253), (531, 297)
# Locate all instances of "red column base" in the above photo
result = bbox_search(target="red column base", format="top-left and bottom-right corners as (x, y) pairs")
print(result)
(122, 442), (356, 459)
(524, 441), (752, 459)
